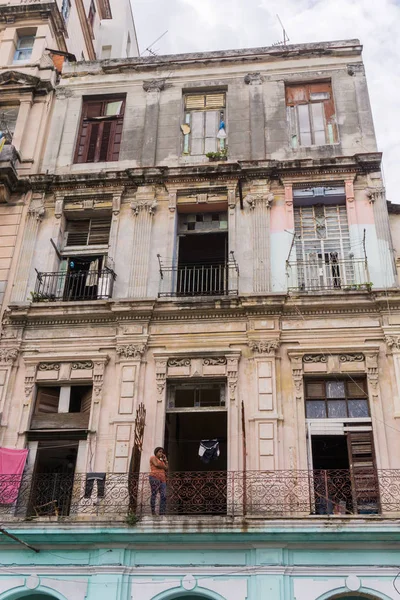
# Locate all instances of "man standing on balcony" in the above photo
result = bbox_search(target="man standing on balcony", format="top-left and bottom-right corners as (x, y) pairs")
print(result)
(149, 447), (168, 515)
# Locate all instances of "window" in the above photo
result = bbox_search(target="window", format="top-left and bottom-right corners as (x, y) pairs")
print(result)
(35, 385), (92, 415)
(286, 82), (338, 147)
(0, 106), (19, 143)
(88, 0), (96, 29)
(183, 93), (226, 155)
(74, 97), (125, 163)
(305, 378), (369, 419)
(65, 217), (111, 246)
(13, 34), (35, 62)
(61, 0), (71, 23)
(101, 45), (112, 59)
(292, 186), (356, 291)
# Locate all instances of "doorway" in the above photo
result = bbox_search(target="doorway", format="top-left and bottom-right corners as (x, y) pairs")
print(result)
(28, 441), (78, 516)
(164, 381), (227, 514)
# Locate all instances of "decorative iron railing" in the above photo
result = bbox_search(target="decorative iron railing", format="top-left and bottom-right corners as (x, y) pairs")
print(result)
(286, 257), (370, 292)
(33, 268), (116, 302)
(158, 254), (239, 297)
(0, 470), (398, 521)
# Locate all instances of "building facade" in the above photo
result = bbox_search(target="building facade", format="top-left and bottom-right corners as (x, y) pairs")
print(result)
(0, 0), (138, 315)
(0, 38), (399, 600)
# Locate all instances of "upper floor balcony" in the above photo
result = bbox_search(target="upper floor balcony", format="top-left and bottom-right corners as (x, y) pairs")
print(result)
(286, 256), (370, 293)
(33, 267), (116, 302)
(0, 144), (19, 203)
(1, 469), (398, 523)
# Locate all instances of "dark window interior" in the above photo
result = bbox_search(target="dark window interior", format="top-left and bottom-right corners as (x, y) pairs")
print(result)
(312, 435), (349, 470)
(178, 232), (227, 266)
(69, 386), (92, 413)
(35, 386), (92, 414)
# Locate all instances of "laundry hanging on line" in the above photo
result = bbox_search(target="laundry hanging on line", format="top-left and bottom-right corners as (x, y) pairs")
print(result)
(198, 440), (220, 464)
(0, 447), (28, 504)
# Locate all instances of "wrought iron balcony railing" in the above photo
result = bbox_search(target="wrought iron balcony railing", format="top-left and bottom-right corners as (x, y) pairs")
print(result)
(158, 254), (239, 297)
(0, 469), (397, 521)
(33, 268), (116, 302)
(286, 257), (370, 292)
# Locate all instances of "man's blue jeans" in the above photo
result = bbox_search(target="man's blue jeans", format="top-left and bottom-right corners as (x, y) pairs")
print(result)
(149, 476), (167, 515)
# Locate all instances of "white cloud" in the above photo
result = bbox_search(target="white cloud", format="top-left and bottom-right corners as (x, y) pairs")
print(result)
(131, 0), (400, 201)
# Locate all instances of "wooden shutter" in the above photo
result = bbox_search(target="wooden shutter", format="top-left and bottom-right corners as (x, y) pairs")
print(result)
(36, 387), (60, 414)
(88, 218), (111, 245)
(347, 431), (380, 514)
(81, 388), (92, 413)
(74, 98), (125, 163)
(66, 220), (90, 246)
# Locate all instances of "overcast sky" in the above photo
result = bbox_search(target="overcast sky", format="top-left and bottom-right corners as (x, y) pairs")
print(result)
(131, 0), (400, 203)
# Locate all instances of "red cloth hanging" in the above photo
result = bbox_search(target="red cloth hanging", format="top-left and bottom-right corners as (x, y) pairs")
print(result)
(0, 448), (28, 504)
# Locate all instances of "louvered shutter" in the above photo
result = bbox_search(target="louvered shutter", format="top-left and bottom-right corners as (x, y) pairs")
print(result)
(190, 111), (205, 155)
(347, 431), (380, 514)
(81, 388), (93, 413)
(88, 219), (111, 245)
(204, 110), (219, 153)
(36, 388), (60, 414)
(66, 220), (90, 246)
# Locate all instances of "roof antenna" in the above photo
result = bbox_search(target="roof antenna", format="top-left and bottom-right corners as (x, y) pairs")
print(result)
(272, 14), (290, 47)
(140, 30), (169, 57)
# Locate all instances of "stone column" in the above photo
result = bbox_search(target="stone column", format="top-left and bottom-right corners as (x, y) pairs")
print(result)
(141, 80), (165, 167)
(11, 199), (45, 302)
(128, 186), (158, 298)
(367, 185), (396, 287)
(365, 352), (389, 469)
(12, 97), (32, 155)
(244, 72), (266, 160)
(245, 181), (273, 293)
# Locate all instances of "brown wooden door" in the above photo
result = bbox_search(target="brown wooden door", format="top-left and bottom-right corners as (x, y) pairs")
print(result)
(347, 431), (380, 514)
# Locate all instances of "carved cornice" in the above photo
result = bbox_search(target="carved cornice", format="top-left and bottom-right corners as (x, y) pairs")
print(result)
(303, 354), (327, 363)
(0, 348), (18, 364)
(38, 362), (60, 371)
(249, 340), (279, 354)
(72, 361), (94, 369)
(168, 358), (191, 367)
(339, 353), (365, 362)
(116, 344), (147, 358)
(203, 357), (227, 365)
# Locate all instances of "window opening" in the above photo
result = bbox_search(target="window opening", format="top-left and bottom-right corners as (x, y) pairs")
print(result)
(13, 33), (35, 62)
(64, 255), (103, 301)
(28, 441), (78, 517)
(65, 217), (111, 246)
(61, 0), (71, 23)
(74, 97), (125, 163)
(293, 199), (354, 291)
(286, 82), (338, 147)
(177, 210), (228, 296)
(34, 385), (92, 415)
(88, 0), (96, 29)
(305, 378), (369, 419)
(183, 93), (226, 155)
(0, 106), (19, 144)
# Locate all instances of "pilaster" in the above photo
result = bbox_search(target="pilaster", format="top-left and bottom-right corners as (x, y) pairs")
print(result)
(129, 186), (158, 297)
(367, 185), (396, 286)
(245, 180), (273, 292)
(244, 72), (265, 160)
(11, 198), (45, 302)
(141, 79), (165, 166)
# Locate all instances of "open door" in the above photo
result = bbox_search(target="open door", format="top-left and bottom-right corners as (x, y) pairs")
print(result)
(347, 431), (380, 514)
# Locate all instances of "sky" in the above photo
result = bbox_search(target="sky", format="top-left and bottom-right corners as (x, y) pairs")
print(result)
(131, 0), (400, 203)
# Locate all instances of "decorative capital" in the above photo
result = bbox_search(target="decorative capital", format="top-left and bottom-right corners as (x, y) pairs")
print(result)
(249, 340), (279, 354)
(116, 344), (147, 359)
(244, 72), (262, 85)
(143, 79), (165, 92)
(0, 347), (19, 364)
(386, 336), (400, 351)
(155, 358), (167, 399)
(54, 197), (64, 219)
(131, 198), (158, 215)
(245, 192), (273, 210)
(28, 206), (45, 220)
(366, 187), (385, 204)
(227, 356), (240, 402)
(290, 354), (303, 401)
(93, 359), (109, 398)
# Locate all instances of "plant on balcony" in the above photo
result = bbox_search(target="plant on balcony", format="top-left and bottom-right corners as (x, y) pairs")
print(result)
(206, 147), (228, 162)
(125, 511), (139, 526)
(343, 282), (373, 292)
(29, 291), (55, 303)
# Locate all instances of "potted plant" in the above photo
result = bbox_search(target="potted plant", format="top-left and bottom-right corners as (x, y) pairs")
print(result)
(206, 147), (228, 162)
